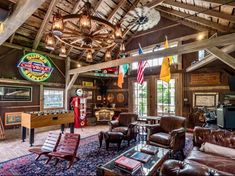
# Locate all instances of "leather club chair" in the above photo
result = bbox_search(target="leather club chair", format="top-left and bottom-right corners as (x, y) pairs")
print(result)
(147, 115), (186, 154)
(108, 112), (138, 145)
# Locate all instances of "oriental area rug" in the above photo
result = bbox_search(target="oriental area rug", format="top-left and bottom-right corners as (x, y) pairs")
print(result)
(0, 134), (193, 176)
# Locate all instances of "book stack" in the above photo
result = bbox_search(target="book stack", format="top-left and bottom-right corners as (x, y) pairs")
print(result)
(114, 156), (142, 174)
(131, 151), (151, 163)
(140, 145), (159, 155)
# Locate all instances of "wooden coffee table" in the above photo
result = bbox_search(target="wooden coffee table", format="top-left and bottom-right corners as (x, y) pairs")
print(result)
(97, 144), (170, 176)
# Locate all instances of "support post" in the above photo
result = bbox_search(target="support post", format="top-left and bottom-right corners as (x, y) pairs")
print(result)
(65, 57), (71, 110)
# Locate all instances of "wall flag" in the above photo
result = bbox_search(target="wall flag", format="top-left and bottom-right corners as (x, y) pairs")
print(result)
(17, 53), (53, 82)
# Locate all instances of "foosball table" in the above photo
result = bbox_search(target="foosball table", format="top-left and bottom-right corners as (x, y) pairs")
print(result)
(21, 111), (74, 146)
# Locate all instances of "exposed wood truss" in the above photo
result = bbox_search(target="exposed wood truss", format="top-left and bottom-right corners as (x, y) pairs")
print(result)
(33, 0), (59, 49)
(186, 44), (235, 72)
(69, 33), (235, 75)
(206, 47), (235, 69)
(0, 0), (46, 45)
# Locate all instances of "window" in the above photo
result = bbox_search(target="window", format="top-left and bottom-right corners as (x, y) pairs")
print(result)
(133, 81), (148, 116)
(156, 79), (175, 115)
(131, 44), (178, 70)
(198, 50), (205, 61)
(44, 88), (64, 109)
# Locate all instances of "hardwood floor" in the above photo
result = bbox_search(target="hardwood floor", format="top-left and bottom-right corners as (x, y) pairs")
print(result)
(0, 125), (108, 162)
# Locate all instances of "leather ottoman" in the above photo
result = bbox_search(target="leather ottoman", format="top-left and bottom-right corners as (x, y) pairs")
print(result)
(98, 131), (124, 151)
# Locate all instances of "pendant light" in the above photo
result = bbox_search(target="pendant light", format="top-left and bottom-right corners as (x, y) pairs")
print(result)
(45, 33), (56, 50)
(59, 44), (67, 57)
(105, 50), (112, 61)
(52, 12), (64, 36)
(86, 50), (93, 62)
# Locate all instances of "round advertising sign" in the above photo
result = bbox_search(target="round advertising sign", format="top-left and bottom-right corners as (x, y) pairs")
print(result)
(17, 53), (53, 82)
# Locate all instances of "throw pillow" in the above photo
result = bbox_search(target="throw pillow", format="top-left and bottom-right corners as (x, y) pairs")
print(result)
(200, 142), (235, 159)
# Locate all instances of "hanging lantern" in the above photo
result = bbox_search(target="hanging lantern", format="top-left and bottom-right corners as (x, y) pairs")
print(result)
(86, 50), (93, 62)
(52, 13), (64, 36)
(120, 43), (125, 53)
(45, 33), (56, 50)
(114, 23), (123, 43)
(105, 50), (112, 61)
(79, 13), (91, 33)
(59, 44), (67, 57)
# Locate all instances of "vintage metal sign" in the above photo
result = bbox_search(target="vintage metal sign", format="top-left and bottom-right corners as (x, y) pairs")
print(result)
(18, 53), (53, 82)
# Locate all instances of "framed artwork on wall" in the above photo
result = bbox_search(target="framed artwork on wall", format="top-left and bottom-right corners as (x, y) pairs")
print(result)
(0, 85), (32, 102)
(5, 112), (22, 126)
(193, 92), (219, 108)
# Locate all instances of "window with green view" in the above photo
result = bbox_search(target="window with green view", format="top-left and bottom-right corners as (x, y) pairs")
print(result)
(156, 79), (175, 115)
(133, 81), (148, 116)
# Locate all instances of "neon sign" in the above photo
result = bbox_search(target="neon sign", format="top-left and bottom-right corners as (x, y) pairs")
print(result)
(18, 53), (53, 82)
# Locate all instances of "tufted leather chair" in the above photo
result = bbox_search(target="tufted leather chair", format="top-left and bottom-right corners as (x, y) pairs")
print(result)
(108, 112), (138, 145)
(147, 115), (186, 153)
(161, 127), (235, 176)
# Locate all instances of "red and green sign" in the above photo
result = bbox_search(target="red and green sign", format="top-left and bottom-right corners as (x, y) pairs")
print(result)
(17, 53), (53, 82)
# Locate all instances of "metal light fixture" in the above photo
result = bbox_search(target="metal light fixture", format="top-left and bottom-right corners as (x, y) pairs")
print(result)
(105, 50), (112, 61)
(59, 44), (67, 57)
(45, 33), (56, 50)
(86, 50), (93, 62)
(79, 14), (91, 33)
(114, 23), (123, 43)
(52, 12), (64, 36)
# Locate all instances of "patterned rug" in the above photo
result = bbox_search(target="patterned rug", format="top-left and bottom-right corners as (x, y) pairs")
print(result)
(0, 134), (193, 176)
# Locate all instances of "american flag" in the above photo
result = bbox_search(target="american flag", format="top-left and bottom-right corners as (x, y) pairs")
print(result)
(137, 44), (147, 84)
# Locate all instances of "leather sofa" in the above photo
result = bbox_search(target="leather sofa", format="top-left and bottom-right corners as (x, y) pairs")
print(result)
(108, 112), (137, 145)
(147, 115), (186, 154)
(161, 127), (235, 176)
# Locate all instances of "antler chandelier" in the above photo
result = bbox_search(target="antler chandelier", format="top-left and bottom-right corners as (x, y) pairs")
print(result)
(45, 1), (124, 62)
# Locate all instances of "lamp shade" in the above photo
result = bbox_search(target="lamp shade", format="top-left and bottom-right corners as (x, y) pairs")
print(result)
(86, 50), (93, 62)
(59, 44), (67, 57)
(52, 13), (64, 36)
(105, 50), (112, 61)
(45, 33), (56, 50)
(79, 14), (91, 33)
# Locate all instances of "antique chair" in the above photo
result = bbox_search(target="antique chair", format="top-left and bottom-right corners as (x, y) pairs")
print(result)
(28, 132), (61, 160)
(108, 112), (138, 146)
(147, 116), (186, 155)
(46, 133), (80, 169)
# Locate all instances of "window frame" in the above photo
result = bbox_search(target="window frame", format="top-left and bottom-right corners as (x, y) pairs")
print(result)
(43, 87), (65, 110)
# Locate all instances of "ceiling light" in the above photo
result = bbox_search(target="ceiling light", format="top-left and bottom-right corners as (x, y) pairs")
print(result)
(105, 50), (112, 61)
(77, 63), (81, 67)
(120, 43), (125, 53)
(86, 50), (93, 62)
(197, 34), (204, 40)
(45, 33), (56, 50)
(52, 13), (64, 36)
(59, 44), (67, 57)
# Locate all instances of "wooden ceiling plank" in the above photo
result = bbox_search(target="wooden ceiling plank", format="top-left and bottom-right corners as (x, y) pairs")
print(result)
(163, 0), (235, 23)
(107, 0), (126, 21)
(33, 0), (60, 49)
(147, 0), (165, 8)
(156, 6), (232, 32)
(186, 44), (235, 72)
(206, 46), (235, 69)
(0, 0), (46, 45)
(68, 32), (235, 75)
(202, 0), (235, 6)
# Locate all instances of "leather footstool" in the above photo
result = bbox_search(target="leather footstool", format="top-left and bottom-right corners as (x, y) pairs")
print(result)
(100, 131), (124, 151)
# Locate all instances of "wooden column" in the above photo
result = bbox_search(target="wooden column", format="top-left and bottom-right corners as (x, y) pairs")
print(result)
(65, 57), (71, 110)
(39, 84), (44, 111)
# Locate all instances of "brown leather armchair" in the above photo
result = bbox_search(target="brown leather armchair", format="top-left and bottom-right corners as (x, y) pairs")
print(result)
(108, 112), (138, 145)
(147, 115), (186, 154)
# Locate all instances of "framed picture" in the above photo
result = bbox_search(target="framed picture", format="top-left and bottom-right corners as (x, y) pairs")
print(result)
(0, 85), (32, 102)
(193, 92), (219, 107)
(5, 112), (22, 126)
(82, 81), (93, 87)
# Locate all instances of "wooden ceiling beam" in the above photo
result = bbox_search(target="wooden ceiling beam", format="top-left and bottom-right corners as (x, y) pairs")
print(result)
(186, 44), (235, 72)
(206, 46), (235, 69)
(33, 0), (60, 49)
(156, 6), (232, 32)
(0, 0), (46, 45)
(163, 0), (235, 23)
(69, 33), (235, 75)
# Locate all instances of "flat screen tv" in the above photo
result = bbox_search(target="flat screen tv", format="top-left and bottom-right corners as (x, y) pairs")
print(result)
(228, 76), (235, 91)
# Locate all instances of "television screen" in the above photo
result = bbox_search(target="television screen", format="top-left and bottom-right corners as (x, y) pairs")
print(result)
(229, 76), (235, 91)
